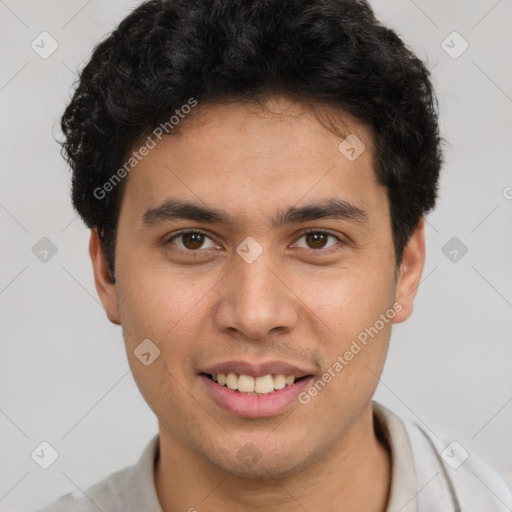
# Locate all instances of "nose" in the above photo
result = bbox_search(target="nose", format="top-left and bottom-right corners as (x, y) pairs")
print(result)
(213, 250), (299, 341)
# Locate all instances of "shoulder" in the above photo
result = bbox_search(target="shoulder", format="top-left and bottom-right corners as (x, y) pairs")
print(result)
(403, 413), (512, 510)
(36, 464), (133, 512)
(372, 401), (512, 511)
(35, 434), (161, 512)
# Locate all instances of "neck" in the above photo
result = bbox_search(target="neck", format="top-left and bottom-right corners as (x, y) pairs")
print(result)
(155, 403), (391, 512)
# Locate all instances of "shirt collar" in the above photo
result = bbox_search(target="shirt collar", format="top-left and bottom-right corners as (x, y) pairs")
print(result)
(130, 402), (419, 512)
(372, 400), (419, 512)
(124, 433), (163, 512)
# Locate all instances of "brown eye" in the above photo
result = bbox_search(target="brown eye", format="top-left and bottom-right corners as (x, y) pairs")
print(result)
(305, 232), (329, 249)
(168, 230), (217, 251)
(294, 230), (341, 251)
(181, 232), (205, 250)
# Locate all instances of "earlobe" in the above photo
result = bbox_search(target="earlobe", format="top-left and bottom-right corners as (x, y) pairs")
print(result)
(89, 229), (121, 325)
(392, 217), (426, 324)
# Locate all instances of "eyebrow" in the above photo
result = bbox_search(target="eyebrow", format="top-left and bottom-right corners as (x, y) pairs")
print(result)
(140, 197), (368, 229)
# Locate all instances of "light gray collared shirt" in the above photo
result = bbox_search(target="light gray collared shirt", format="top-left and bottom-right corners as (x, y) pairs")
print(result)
(37, 401), (512, 512)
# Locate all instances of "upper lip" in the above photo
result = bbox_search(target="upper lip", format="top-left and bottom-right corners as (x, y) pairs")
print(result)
(201, 360), (314, 379)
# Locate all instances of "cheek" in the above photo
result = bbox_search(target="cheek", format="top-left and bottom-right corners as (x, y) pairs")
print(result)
(311, 265), (396, 335)
(114, 258), (216, 401)
(305, 264), (395, 393)
(115, 257), (211, 343)
(300, 314), (392, 421)
(127, 352), (203, 444)
(116, 270), (203, 412)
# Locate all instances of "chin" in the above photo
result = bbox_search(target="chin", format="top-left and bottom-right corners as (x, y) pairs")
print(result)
(209, 440), (314, 480)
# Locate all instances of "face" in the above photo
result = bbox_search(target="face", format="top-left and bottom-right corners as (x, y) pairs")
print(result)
(91, 96), (424, 478)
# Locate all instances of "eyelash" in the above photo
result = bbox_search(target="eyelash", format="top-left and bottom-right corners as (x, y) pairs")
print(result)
(166, 228), (344, 254)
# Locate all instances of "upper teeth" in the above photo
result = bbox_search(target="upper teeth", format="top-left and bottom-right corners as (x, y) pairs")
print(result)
(212, 373), (296, 394)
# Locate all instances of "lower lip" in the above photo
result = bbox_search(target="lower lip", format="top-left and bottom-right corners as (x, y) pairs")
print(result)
(200, 374), (313, 418)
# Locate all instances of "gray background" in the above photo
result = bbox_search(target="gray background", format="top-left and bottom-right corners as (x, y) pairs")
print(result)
(1, 0), (511, 510)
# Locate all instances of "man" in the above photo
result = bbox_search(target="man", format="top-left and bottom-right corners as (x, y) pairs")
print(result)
(40, 0), (512, 510)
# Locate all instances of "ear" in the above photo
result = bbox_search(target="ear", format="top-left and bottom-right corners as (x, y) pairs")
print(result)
(392, 217), (426, 324)
(89, 228), (120, 325)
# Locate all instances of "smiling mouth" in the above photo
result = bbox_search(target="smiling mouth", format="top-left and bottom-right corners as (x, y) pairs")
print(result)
(202, 372), (310, 395)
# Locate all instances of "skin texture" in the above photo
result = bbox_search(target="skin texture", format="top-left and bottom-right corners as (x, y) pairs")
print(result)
(90, 96), (425, 511)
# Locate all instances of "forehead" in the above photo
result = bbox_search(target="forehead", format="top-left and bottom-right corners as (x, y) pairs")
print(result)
(164, 96), (374, 167)
(119, 97), (386, 226)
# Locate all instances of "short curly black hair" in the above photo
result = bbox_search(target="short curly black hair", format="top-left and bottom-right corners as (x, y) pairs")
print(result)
(61, 0), (442, 277)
